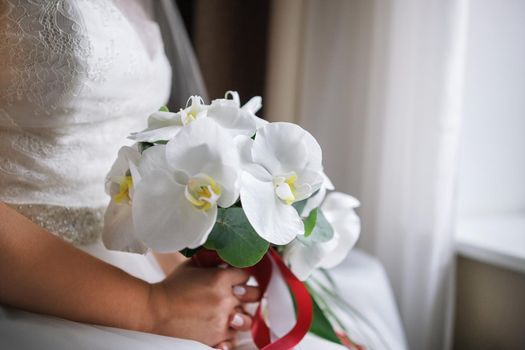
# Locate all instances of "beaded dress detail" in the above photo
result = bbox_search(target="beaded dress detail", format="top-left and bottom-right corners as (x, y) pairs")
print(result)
(0, 0), (171, 244)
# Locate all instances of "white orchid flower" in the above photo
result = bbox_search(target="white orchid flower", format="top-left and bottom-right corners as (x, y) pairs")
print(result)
(132, 117), (241, 252)
(284, 192), (361, 281)
(129, 91), (267, 142)
(239, 122), (324, 245)
(128, 96), (208, 142)
(207, 91), (268, 136)
(103, 146), (147, 253)
(301, 172), (335, 217)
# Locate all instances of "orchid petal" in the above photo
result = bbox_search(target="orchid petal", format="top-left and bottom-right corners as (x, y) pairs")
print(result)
(241, 96), (268, 129)
(128, 125), (182, 143)
(252, 115), (269, 130)
(283, 239), (329, 281)
(207, 164), (240, 208)
(294, 168), (324, 201)
(235, 135), (254, 166)
(323, 172), (335, 190)
(240, 171), (303, 245)
(318, 192), (361, 269)
(252, 122), (322, 176)
(242, 96), (262, 114)
(300, 172), (333, 216)
(138, 145), (189, 185)
(137, 145), (168, 178)
(133, 169), (217, 252)
(185, 95), (205, 108)
(301, 187), (325, 218)
(105, 146), (140, 195)
(208, 99), (257, 137)
(147, 111), (182, 129)
(224, 90), (241, 106)
(128, 162), (141, 194)
(166, 118), (239, 176)
(284, 191), (361, 279)
(322, 191), (361, 212)
(105, 147), (139, 184)
(235, 135), (272, 181)
(102, 200), (147, 254)
(275, 182), (294, 203)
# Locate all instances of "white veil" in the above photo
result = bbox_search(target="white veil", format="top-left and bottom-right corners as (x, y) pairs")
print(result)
(154, 0), (209, 108)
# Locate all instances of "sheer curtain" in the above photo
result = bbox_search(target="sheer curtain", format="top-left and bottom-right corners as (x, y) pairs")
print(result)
(266, 1), (469, 349)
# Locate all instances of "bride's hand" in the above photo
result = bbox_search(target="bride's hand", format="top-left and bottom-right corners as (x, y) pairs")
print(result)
(146, 260), (260, 348)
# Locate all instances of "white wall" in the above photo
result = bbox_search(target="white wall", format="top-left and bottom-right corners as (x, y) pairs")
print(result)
(458, 0), (525, 217)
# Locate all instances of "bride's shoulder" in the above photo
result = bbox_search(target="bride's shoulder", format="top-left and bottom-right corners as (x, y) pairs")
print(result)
(0, 1), (96, 83)
(0, 1), (95, 122)
(0, 1), (129, 123)
(0, 0), (157, 88)
(0, 0), (168, 126)
(0, 1), (149, 57)
(0, 1), (91, 50)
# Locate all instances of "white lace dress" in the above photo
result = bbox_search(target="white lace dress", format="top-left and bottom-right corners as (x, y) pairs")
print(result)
(0, 1), (407, 349)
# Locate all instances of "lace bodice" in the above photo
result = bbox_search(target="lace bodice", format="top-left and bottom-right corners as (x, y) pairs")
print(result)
(0, 0), (172, 243)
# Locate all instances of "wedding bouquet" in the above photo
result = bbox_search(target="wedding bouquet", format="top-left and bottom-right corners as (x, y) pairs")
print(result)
(103, 92), (362, 349)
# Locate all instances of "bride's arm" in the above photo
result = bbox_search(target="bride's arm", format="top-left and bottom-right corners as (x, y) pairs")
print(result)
(0, 202), (152, 330)
(153, 251), (187, 275)
(0, 202), (259, 347)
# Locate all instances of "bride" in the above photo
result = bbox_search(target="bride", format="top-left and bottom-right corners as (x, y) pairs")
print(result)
(0, 0), (257, 349)
(0, 1), (406, 349)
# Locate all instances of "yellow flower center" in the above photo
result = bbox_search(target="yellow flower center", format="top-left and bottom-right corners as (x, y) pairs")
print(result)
(274, 172), (298, 205)
(185, 174), (221, 211)
(181, 96), (206, 125)
(182, 109), (199, 125)
(113, 175), (133, 204)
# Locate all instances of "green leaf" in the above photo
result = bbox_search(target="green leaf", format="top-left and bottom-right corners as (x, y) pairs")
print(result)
(138, 142), (154, 153)
(292, 199), (307, 215)
(179, 247), (201, 258)
(299, 209), (334, 244)
(159, 105), (169, 112)
(309, 291), (343, 345)
(204, 208), (270, 267)
(303, 208), (318, 237)
(292, 189), (320, 216)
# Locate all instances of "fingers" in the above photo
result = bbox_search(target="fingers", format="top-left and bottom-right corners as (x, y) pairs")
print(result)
(220, 267), (250, 286)
(232, 284), (261, 302)
(229, 311), (253, 332)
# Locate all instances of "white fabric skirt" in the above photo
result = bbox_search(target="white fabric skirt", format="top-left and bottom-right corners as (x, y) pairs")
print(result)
(0, 240), (407, 350)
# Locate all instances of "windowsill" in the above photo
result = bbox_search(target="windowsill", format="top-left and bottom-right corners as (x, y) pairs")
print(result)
(455, 215), (525, 274)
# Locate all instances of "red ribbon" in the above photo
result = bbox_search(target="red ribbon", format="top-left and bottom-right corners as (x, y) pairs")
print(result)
(192, 248), (313, 349)
(247, 253), (273, 347)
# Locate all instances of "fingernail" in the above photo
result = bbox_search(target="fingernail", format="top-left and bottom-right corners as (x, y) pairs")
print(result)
(232, 285), (246, 296)
(230, 313), (244, 327)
